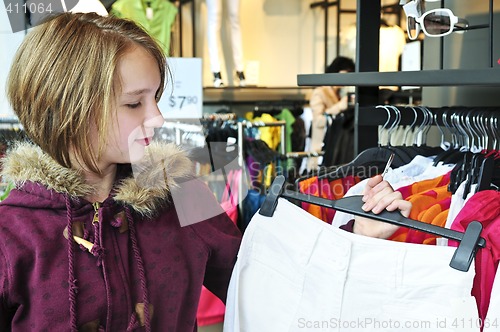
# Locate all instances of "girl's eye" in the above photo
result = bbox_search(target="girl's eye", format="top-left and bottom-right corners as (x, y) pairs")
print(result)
(127, 103), (141, 109)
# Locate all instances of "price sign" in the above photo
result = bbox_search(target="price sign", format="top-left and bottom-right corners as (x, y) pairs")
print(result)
(159, 57), (202, 119)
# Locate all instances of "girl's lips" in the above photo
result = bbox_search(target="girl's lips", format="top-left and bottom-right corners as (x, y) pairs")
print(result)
(137, 137), (153, 146)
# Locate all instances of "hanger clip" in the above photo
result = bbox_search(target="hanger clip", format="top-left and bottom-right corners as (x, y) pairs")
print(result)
(259, 175), (286, 217)
(449, 221), (483, 272)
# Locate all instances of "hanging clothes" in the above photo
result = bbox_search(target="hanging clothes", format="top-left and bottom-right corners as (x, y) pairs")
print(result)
(298, 175), (360, 223)
(449, 190), (500, 328)
(332, 155), (455, 228)
(388, 172), (453, 245)
(111, 0), (178, 55)
(274, 108), (295, 171)
(321, 108), (355, 167)
(224, 198), (479, 332)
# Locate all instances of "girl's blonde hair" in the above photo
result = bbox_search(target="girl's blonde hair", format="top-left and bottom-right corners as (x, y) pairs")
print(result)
(7, 12), (167, 173)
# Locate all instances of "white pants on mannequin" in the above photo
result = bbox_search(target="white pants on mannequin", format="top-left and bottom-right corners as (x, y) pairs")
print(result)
(206, 0), (245, 87)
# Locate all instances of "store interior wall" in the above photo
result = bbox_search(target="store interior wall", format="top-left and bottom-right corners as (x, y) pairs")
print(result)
(2, 1), (499, 117)
(174, 0), (358, 88)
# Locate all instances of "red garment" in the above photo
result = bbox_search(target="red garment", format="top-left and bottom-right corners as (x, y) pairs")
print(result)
(299, 176), (360, 224)
(449, 190), (500, 329)
(299, 176), (326, 222)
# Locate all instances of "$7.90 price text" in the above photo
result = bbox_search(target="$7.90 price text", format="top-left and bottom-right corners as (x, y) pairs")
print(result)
(168, 95), (198, 109)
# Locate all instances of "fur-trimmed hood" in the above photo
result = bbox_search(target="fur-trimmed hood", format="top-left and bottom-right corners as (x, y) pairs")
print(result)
(1, 141), (194, 216)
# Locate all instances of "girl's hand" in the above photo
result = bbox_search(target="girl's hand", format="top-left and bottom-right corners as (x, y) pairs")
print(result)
(352, 175), (412, 239)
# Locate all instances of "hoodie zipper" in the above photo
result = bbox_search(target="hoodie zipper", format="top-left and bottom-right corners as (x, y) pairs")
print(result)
(92, 202), (101, 224)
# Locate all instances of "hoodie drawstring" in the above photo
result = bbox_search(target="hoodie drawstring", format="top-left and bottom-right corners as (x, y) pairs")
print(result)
(65, 195), (79, 332)
(64, 200), (152, 331)
(91, 204), (104, 267)
(125, 206), (152, 332)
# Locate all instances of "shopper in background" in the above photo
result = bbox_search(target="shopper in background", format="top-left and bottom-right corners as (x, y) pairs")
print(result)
(0, 12), (241, 331)
(308, 56), (355, 171)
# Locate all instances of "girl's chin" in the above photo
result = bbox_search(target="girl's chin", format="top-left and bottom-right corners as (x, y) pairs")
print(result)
(127, 147), (147, 164)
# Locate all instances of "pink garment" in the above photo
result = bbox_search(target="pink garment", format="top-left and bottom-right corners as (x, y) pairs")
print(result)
(450, 190), (500, 330)
(197, 288), (225, 326)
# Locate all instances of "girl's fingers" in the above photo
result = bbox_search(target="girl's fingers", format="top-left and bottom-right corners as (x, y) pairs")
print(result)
(362, 176), (392, 201)
(386, 199), (412, 218)
(361, 175), (383, 196)
(362, 186), (393, 211)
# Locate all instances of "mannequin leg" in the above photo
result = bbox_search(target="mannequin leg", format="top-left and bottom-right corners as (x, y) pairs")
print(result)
(225, 0), (244, 73)
(206, 0), (222, 74)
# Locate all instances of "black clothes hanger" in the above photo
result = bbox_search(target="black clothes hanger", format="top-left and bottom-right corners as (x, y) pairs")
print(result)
(476, 156), (500, 192)
(261, 176), (486, 272)
(294, 146), (396, 188)
(321, 146), (398, 181)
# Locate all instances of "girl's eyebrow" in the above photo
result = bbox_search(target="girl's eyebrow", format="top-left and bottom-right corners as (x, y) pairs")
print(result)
(122, 88), (151, 96)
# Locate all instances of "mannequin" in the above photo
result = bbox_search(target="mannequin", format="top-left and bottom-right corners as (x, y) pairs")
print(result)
(206, 0), (246, 87)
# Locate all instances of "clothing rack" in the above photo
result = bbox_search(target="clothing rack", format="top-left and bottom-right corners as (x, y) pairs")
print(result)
(161, 119), (205, 145)
(286, 151), (324, 159)
(358, 105), (500, 127)
(236, 120), (286, 168)
(202, 112), (237, 122)
(356, 105), (500, 153)
(236, 120), (287, 218)
(0, 118), (19, 124)
(260, 175), (486, 272)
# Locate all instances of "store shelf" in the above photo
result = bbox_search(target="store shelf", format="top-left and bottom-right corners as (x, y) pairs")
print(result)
(297, 68), (500, 87)
(203, 86), (312, 105)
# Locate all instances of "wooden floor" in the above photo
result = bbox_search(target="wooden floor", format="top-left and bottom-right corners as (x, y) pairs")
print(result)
(199, 323), (223, 332)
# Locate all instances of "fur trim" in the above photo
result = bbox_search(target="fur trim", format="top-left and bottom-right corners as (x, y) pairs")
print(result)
(1, 141), (194, 216)
(1, 142), (94, 197)
(114, 142), (194, 217)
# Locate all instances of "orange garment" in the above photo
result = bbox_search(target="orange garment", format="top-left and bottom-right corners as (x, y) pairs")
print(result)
(299, 176), (360, 223)
(406, 198), (451, 245)
(389, 173), (452, 244)
(299, 177), (326, 222)
(397, 172), (451, 199)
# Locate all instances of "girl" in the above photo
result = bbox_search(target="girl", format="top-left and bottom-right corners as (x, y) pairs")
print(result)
(0, 12), (241, 331)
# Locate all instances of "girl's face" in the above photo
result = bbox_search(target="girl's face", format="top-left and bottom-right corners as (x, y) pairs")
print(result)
(97, 45), (165, 168)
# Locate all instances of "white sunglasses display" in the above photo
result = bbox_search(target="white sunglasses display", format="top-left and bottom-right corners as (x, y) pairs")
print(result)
(405, 7), (469, 40)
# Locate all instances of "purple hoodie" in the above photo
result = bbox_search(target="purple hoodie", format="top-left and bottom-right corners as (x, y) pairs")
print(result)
(0, 142), (242, 331)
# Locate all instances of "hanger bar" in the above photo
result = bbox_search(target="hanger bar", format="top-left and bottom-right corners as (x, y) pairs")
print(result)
(260, 175), (485, 272)
(286, 151), (324, 158)
(241, 120), (286, 128)
(280, 190), (485, 248)
(0, 118), (20, 124)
